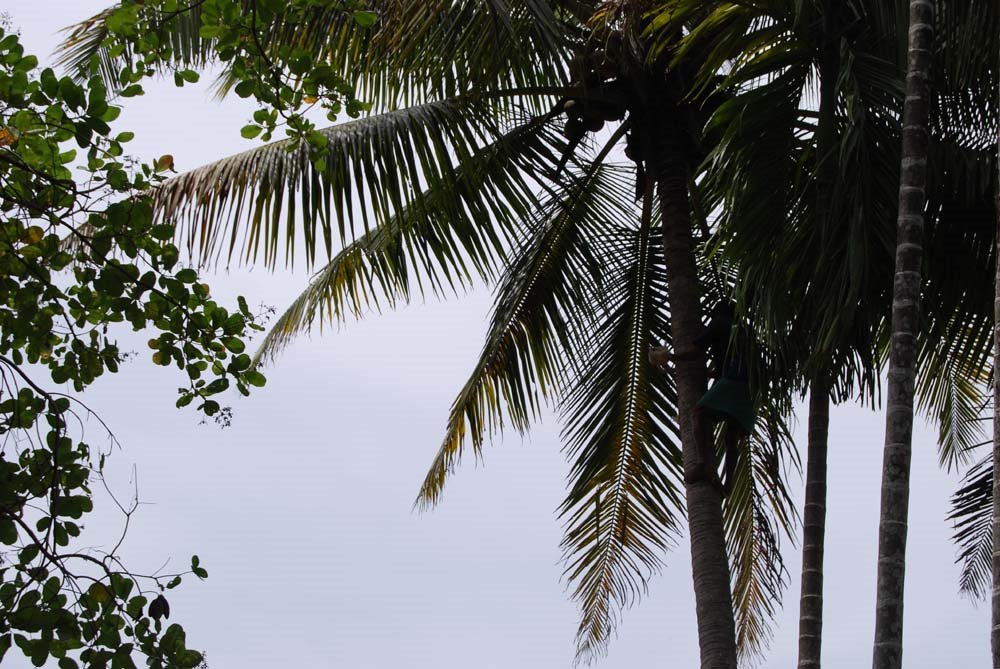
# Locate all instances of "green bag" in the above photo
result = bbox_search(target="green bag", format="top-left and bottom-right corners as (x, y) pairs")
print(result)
(697, 378), (755, 434)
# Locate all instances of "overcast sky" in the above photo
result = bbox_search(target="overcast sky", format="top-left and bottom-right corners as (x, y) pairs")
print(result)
(7, 2), (993, 667)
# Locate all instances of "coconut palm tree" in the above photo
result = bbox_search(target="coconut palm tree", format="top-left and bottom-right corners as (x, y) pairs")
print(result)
(59, 2), (800, 666)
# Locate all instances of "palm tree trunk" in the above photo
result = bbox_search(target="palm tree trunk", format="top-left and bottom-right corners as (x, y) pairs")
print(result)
(797, 24), (839, 668)
(652, 122), (737, 669)
(991, 54), (1000, 667)
(798, 382), (830, 669)
(872, 2), (933, 668)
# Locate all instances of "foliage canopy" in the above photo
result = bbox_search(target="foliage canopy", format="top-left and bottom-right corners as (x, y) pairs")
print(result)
(0, 24), (266, 669)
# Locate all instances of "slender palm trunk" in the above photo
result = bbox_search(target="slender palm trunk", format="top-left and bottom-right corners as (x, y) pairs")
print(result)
(798, 382), (830, 669)
(991, 49), (1000, 666)
(872, 2), (933, 668)
(651, 118), (737, 669)
(797, 26), (840, 668)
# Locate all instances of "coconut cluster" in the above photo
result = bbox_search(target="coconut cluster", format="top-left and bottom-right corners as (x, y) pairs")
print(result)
(561, 39), (630, 144)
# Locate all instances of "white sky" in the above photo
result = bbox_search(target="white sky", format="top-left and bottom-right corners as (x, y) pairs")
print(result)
(6, 2), (991, 667)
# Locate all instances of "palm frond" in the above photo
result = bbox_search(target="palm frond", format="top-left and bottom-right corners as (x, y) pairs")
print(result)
(56, 4), (213, 85)
(724, 405), (796, 662)
(155, 98), (556, 268)
(375, 0), (573, 100)
(251, 118), (566, 363)
(917, 364), (990, 472)
(236, 0), (572, 108)
(919, 140), (996, 469)
(58, 1), (572, 109)
(558, 185), (684, 661)
(854, 0), (907, 54)
(949, 455), (994, 599)
(414, 163), (629, 510)
(934, 1), (999, 142)
(701, 12), (901, 395)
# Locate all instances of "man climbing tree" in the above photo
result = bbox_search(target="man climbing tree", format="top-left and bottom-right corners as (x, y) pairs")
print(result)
(649, 301), (755, 497)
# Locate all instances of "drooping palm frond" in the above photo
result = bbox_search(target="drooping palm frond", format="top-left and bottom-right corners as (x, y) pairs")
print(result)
(554, 181), (799, 661)
(917, 297), (993, 475)
(415, 162), (628, 510)
(918, 140), (996, 469)
(250, 118), (566, 363)
(709, 258), (799, 662)
(949, 455), (994, 599)
(922, 147), (997, 589)
(921, 368), (991, 472)
(724, 405), (796, 662)
(155, 97), (550, 268)
(58, 1), (575, 109)
(558, 184), (684, 661)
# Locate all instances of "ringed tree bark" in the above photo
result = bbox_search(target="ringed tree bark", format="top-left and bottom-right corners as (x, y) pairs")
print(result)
(798, 20), (841, 668)
(799, 382), (830, 668)
(872, 1), (934, 668)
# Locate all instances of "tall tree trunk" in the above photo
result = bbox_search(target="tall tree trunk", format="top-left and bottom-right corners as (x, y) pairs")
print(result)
(872, 2), (933, 668)
(798, 382), (830, 669)
(797, 22), (840, 668)
(991, 48), (1000, 667)
(652, 121), (737, 669)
